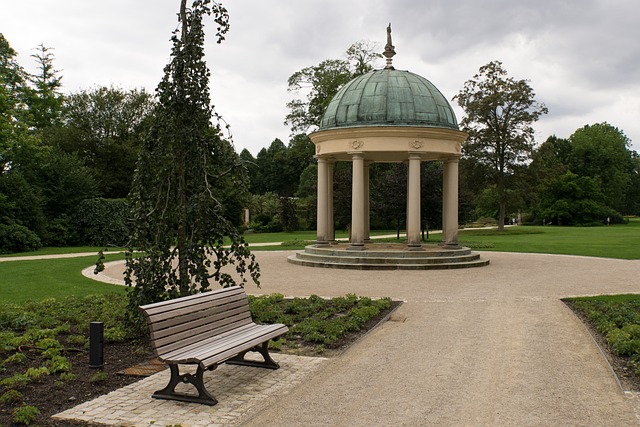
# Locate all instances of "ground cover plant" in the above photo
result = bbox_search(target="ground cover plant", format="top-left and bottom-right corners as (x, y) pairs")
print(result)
(249, 293), (395, 355)
(0, 294), (149, 426)
(0, 291), (396, 426)
(564, 294), (640, 390)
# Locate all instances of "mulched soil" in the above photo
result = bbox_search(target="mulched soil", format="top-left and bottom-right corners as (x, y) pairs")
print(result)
(6, 300), (636, 427)
(0, 301), (401, 427)
(1, 341), (154, 427)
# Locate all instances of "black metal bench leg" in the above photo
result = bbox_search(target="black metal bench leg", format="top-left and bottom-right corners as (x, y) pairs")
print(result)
(152, 364), (218, 406)
(226, 341), (280, 369)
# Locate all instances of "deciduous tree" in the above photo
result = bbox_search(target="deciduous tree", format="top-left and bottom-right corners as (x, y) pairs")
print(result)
(285, 41), (381, 134)
(568, 123), (634, 214)
(454, 61), (547, 230)
(49, 86), (154, 198)
(0, 34), (31, 173)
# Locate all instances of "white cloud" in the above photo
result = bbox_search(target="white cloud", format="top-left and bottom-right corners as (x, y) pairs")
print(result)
(2, 0), (639, 153)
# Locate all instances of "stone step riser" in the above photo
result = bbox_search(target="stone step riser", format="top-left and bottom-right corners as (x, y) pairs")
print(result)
(294, 252), (482, 265)
(303, 247), (472, 258)
(287, 256), (490, 270)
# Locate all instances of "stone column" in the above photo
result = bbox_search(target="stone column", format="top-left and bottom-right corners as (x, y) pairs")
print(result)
(407, 154), (422, 248)
(316, 157), (329, 246)
(441, 161), (449, 246)
(327, 160), (335, 242)
(349, 153), (365, 250)
(364, 161), (371, 242)
(443, 158), (460, 248)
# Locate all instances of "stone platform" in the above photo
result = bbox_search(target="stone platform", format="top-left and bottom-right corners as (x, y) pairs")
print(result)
(287, 243), (490, 270)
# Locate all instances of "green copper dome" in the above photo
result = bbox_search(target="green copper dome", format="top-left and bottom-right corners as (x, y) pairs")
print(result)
(319, 68), (459, 131)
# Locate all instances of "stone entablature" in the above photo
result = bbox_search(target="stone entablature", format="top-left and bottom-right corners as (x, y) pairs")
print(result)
(310, 126), (467, 162)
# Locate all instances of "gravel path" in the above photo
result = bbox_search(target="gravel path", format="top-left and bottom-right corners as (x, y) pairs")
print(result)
(94, 249), (640, 426)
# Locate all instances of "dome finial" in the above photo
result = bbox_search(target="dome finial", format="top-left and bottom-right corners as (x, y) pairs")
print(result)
(383, 23), (396, 69)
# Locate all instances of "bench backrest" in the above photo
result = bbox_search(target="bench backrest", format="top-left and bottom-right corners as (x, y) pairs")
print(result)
(139, 286), (253, 358)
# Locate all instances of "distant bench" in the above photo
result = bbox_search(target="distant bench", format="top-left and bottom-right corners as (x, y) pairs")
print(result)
(139, 285), (289, 406)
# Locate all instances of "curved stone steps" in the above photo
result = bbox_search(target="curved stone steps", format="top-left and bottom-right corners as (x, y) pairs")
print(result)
(287, 244), (490, 270)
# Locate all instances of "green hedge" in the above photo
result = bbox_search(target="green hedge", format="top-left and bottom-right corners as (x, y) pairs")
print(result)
(73, 198), (131, 246)
(0, 220), (42, 254)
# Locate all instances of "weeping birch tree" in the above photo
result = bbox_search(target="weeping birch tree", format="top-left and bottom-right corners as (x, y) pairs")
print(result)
(124, 0), (259, 311)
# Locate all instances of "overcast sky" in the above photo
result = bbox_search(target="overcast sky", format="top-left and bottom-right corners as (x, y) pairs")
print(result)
(2, 0), (639, 154)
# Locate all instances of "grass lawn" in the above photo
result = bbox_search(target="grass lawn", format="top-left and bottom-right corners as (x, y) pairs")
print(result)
(1, 219), (638, 304)
(458, 218), (640, 259)
(0, 253), (127, 304)
(241, 229), (395, 244)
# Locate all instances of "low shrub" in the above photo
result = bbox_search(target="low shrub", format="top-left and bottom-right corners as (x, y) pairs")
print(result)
(2, 352), (27, 365)
(250, 293), (393, 350)
(567, 295), (640, 374)
(89, 371), (109, 383)
(12, 404), (40, 425)
(0, 373), (30, 389)
(24, 367), (50, 379)
(59, 372), (77, 382)
(280, 239), (313, 247)
(0, 221), (42, 254)
(0, 389), (23, 404)
(45, 355), (72, 374)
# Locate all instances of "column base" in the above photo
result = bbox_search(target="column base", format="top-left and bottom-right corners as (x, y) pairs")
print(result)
(406, 244), (424, 251)
(315, 241), (330, 247)
(347, 244), (366, 251)
(442, 243), (461, 250)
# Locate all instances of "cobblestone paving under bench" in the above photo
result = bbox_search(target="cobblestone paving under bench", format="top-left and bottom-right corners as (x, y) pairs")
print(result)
(54, 354), (327, 427)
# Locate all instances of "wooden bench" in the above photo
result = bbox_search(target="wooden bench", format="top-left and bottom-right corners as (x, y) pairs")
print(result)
(139, 285), (289, 406)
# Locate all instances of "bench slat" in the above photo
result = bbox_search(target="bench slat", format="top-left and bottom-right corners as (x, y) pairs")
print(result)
(140, 286), (245, 316)
(159, 323), (288, 367)
(143, 290), (246, 321)
(169, 324), (283, 361)
(150, 303), (251, 342)
(153, 311), (252, 355)
(149, 298), (248, 333)
(158, 322), (258, 361)
(200, 326), (288, 368)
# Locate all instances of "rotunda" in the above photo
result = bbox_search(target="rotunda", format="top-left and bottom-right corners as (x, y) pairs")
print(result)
(288, 25), (489, 269)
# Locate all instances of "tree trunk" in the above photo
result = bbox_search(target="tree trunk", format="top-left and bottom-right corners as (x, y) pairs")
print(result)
(176, 0), (190, 296)
(497, 161), (506, 232)
(498, 201), (506, 232)
(177, 148), (189, 296)
(180, 0), (188, 43)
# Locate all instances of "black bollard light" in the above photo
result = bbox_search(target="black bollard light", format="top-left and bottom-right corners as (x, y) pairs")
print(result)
(89, 321), (104, 369)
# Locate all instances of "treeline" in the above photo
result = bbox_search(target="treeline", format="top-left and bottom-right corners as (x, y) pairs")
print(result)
(240, 122), (640, 235)
(0, 35), (153, 252)
(1, 33), (639, 254)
